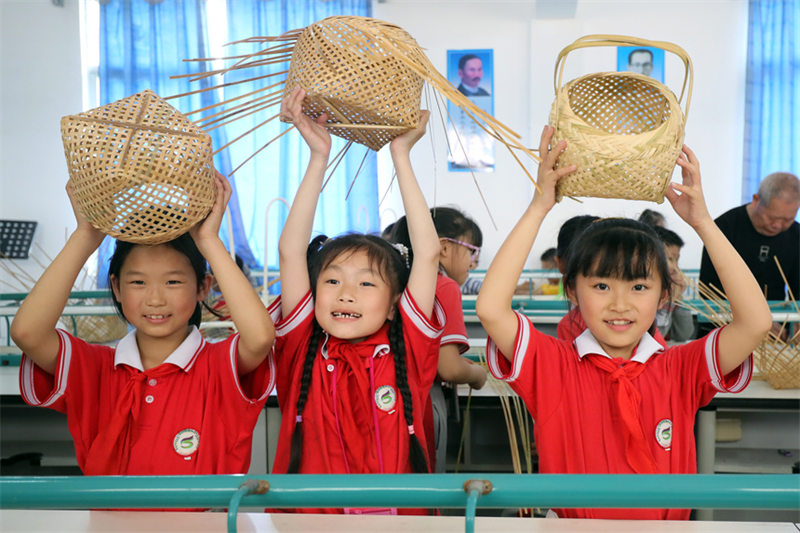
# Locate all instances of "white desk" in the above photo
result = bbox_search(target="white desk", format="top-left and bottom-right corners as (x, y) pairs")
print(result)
(0, 510), (797, 533)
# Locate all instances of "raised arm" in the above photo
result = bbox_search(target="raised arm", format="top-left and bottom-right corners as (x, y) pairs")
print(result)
(277, 88), (331, 315)
(389, 111), (439, 318)
(476, 126), (575, 358)
(10, 183), (106, 374)
(668, 146), (772, 374)
(191, 172), (274, 375)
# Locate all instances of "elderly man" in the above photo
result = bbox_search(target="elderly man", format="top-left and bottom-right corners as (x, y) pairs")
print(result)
(699, 172), (799, 304)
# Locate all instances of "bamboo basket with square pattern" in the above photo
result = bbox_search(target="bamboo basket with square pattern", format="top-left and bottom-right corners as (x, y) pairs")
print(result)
(61, 90), (217, 244)
(549, 35), (693, 203)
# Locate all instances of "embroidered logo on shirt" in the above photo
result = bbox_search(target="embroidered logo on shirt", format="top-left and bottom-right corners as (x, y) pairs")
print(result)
(173, 428), (200, 456)
(655, 419), (672, 449)
(374, 385), (397, 412)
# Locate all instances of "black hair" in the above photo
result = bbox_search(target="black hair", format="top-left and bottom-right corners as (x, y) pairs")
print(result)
(628, 48), (653, 64)
(389, 206), (482, 265)
(458, 53), (480, 71)
(638, 209), (666, 228)
(107, 233), (208, 328)
(540, 247), (557, 263)
(287, 233), (428, 474)
(556, 215), (599, 261)
(563, 218), (671, 298)
(653, 226), (684, 248)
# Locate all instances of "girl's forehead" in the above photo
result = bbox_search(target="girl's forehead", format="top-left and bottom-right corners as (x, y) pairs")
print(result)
(122, 244), (193, 272)
(324, 249), (380, 274)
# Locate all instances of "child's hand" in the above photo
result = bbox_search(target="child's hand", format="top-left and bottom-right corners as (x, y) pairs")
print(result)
(280, 87), (331, 158)
(666, 145), (712, 229)
(66, 181), (104, 245)
(190, 169), (231, 246)
(533, 126), (576, 211)
(390, 110), (430, 155)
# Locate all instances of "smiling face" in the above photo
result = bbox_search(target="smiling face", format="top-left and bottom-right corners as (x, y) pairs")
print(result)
(568, 271), (667, 359)
(314, 249), (398, 342)
(111, 244), (208, 348)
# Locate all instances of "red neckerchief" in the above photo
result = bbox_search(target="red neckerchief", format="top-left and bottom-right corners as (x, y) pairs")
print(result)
(583, 354), (658, 474)
(83, 363), (182, 475)
(323, 324), (391, 473)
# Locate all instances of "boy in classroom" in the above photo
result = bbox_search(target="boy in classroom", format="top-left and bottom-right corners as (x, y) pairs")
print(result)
(11, 172), (275, 476)
(476, 126), (772, 519)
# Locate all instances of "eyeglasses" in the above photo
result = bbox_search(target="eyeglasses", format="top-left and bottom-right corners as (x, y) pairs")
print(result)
(441, 237), (481, 263)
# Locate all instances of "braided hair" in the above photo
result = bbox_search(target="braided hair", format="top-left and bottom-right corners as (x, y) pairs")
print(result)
(287, 233), (428, 473)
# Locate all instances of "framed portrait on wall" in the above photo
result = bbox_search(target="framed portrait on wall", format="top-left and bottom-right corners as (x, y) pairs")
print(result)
(617, 46), (665, 83)
(446, 49), (494, 172)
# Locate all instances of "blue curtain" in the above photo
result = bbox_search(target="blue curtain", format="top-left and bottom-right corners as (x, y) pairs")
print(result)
(742, 0), (800, 205)
(97, 0), (377, 288)
(223, 0), (377, 276)
(96, 0), (255, 286)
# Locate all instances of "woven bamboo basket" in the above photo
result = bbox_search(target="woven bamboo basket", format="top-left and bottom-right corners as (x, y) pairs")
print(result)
(67, 300), (129, 344)
(284, 17), (426, 151)
(754, 335), (799, 389)
(61, 90), (216, 244)
(549, 35), (693, 203)
(170, 16), (540, 190)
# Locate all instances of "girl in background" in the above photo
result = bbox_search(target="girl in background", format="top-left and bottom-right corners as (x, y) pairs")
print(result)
(476, 126), (771, 519)
(12, 172), (275, 476)
(390, 207), (487, 472)
(270, 88), (442, 514)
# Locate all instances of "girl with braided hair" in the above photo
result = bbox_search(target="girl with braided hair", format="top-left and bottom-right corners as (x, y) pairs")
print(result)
(268, 89), (443, 514)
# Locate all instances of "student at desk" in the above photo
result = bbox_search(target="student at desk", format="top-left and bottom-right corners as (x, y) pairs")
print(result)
(476, 131), (771, 520)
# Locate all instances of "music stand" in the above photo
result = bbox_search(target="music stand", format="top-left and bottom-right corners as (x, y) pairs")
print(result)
(0, 220), (37, 259)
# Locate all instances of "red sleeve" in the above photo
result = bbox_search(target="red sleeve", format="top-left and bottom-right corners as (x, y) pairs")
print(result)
(399, 287), (444, 392)
(486, 311), (570, 420)
(270, 292), (316, 405)
(666, 326), (752, 409)
(436, 274), (469, 354)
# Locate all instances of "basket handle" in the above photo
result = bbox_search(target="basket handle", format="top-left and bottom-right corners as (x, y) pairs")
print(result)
(553, 34), (693, 119)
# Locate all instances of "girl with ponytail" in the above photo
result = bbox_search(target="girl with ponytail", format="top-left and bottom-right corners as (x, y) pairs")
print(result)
(269, 89), (443, 514)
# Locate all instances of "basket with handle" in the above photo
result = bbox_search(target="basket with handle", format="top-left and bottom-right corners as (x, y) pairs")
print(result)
(548, 35), (693, 203)
(61, 90), (217, 244)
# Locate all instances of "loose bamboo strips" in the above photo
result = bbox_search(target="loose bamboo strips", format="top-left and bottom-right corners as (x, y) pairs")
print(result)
(681, 264), (798, 389)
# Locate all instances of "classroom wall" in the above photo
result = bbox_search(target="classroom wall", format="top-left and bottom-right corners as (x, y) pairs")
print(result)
(373, 0), (749, 271)
(1, 0), (83, 287)
(0, 0), (748, 284)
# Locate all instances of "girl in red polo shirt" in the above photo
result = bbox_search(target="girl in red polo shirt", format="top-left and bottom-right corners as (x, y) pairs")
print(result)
(12, 171), (275, 476)
(269, 89), (441, 512)
(476, 126), (772, 520)
(389, 207), (488, 472)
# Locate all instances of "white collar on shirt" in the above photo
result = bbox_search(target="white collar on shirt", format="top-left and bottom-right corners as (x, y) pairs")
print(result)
(114, 326), (203, 372)
(574, 329), (663, 364)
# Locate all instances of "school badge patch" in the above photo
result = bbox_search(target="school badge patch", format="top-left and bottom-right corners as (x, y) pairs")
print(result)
(173, 428), (200, 456)
(655, 419), (672, 449)
(374, 385), (397, 412)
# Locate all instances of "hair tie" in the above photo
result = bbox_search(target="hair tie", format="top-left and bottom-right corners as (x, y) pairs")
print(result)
(296, 415), (303, 423)
(407, 424), (415, 435)
(391, 243), (410, 268)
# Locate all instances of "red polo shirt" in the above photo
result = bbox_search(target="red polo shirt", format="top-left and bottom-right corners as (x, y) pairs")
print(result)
(19, 327), (274, 475)
(487, 311), (751, 520)
(269, 288), (442, 487)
